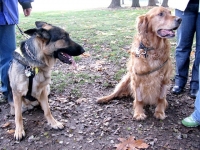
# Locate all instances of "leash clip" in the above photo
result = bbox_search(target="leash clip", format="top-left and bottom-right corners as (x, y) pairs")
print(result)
(25, 66), (31, 77)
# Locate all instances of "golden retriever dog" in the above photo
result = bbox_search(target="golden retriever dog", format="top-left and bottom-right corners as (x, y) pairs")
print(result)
(97, 7), (182, 120)
(8, 21), (84, 141)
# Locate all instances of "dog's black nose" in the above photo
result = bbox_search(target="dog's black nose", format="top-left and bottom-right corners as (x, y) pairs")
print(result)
(80, 47), (85, 54)
(175, 17), (182, 24)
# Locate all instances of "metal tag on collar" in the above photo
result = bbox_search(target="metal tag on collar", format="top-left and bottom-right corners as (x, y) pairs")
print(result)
(135, 49), (141, 57)
(141, 51), (148, 58)
(25, 66), (31, 77)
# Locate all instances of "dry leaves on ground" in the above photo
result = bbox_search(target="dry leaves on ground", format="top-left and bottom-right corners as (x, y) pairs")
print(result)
(1, 122), (11, 128)
(115, 136), (149, 150)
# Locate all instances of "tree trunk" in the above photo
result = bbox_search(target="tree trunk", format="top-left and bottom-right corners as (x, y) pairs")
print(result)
(148, 0), (156, 6)
(108, 0), (121, 8)
(131, 0), (140, 7)
(155, 0), (159, 3)
(161, 0), (169, 7)
(122, 0), (124, 5)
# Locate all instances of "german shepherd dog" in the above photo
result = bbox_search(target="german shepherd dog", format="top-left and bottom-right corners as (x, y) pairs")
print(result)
(8, 21), (84, 141)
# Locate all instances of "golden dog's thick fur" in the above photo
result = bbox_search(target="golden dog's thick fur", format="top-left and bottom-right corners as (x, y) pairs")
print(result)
(97, 7), (182, 120)
(8, 21), (84, 141)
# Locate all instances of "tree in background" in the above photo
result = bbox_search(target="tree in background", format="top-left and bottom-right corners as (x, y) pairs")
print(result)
(108, 0), (121, 8)
(131, 0), (140, 7)
(148, 0), (156, 6)
(161, 0), (168, 7)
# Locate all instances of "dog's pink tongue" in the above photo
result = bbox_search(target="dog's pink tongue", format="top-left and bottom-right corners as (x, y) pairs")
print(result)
(71, 57), (77, 69)
(160, 29), (175, 36)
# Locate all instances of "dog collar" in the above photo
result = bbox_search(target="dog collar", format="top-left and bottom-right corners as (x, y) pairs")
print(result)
(25, 42), (37, 61)
(15, 48), (39, 76)
(135, 42), (154, 58)
(135, 59), (169, 76)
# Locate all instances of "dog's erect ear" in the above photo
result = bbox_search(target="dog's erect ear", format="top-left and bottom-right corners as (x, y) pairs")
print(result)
(35, 21), (53, 31)
(35, 21), (48, 28)
(136, 15), (148, 35)
(24, 28), (50, 40)
(24, 28), (37, 36)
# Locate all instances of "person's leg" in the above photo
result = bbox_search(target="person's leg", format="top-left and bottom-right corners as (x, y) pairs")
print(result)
(0, 25), (16, 100)
(182, 89), (200, 127)
(191, 94), (200, 123)
(190, 12), (200, 91)
(191, 62), (200, 123)
(182, 65), (200, 127)
(174, 5), (197, 89)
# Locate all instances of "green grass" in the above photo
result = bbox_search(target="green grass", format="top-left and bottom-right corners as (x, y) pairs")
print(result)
(17, 8), (177, 93)
(18, 9), (146, 48)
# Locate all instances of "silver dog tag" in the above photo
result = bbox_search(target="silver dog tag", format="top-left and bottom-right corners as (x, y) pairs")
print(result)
(25, 69), (31, 77)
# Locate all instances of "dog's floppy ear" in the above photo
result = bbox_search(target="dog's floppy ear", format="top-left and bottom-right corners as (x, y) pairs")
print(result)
(24, 28), (50, 40)
(136, 15), (148, 34)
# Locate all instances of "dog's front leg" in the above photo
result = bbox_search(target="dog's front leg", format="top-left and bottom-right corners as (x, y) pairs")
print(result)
(39, 89), (64, 129)
(154, 84), (168, 120)
(133, 87), (146, 120)
(13, 93), (25, 141)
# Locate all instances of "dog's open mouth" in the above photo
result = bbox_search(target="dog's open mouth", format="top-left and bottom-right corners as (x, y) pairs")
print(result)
(57, 52), (76, 67)
(157, 27), (178, 38)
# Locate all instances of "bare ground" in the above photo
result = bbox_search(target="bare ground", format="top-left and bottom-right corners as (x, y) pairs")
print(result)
(0, 48), (200, 150)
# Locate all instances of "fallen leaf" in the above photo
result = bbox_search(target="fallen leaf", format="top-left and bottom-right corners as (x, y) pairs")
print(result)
(7, 129), (15, 134)
(115, 136), (149, 150)
(1, 122), (11, 128)
(76, 98), (88, 104)
(81, 52), (91, 58)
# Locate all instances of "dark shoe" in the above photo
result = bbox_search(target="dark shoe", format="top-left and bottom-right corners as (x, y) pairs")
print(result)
(189, 89), (198, 99)
(172, 85), (183, 95)
(0, 93), (7, 103)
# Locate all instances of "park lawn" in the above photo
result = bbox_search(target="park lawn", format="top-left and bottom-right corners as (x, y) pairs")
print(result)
(17, 7), (177, 92)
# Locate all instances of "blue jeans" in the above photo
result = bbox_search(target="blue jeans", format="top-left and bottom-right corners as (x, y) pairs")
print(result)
(191, 64), (200, 123)
(175, 3), (200, 90)
(0, 25), (16, 100)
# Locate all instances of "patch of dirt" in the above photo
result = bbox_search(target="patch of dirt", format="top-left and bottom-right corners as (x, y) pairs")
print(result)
(0, 49), (200, 150)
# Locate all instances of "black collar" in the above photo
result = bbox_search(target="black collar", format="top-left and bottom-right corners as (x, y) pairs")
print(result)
(135, 42), (154, 58)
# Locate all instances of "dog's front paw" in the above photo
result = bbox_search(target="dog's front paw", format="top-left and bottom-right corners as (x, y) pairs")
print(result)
(50, 121), (64, 130)
(14, 128), (25, 141)
(133, 113), (147, 120)
(154, 112), (166, 120)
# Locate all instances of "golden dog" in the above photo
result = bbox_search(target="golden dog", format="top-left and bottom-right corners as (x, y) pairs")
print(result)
(97, 7), (182, 120)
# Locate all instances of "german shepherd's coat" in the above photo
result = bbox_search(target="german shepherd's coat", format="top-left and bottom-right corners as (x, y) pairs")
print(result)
(8, 21), (84, 141)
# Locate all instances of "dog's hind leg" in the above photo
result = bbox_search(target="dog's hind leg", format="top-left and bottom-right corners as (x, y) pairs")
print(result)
(39, 88), (64, 129)
(97, 73), (131, 103)
(13, 93), (25, 141)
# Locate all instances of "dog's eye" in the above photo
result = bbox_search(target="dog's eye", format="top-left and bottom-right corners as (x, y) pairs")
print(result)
(158, 12), (164, 17)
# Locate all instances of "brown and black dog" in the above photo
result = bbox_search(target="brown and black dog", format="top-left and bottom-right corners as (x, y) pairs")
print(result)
(97, 7), (182, 120)
(8, 21), (84, 141)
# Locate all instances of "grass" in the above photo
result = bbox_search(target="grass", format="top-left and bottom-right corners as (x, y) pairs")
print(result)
(18, 8), (146, 48)
(17, 8), (177, 93)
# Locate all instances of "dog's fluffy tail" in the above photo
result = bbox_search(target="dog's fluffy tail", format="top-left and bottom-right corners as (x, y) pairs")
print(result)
(97, 73), (131, 103)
